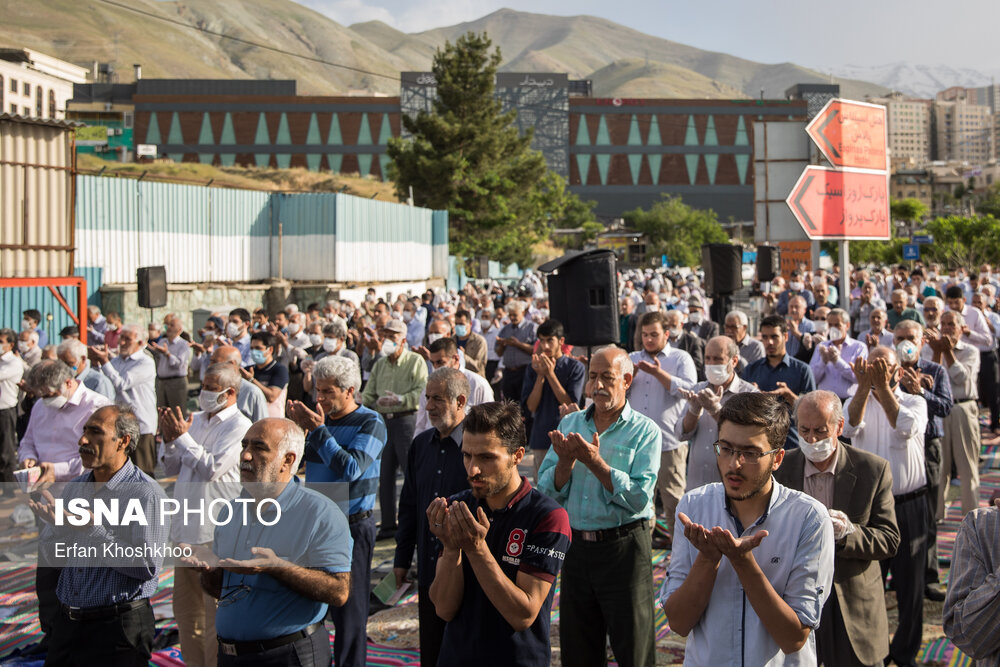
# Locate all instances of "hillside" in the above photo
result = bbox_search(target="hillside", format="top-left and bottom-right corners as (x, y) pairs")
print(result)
(4, 1), (887, 99)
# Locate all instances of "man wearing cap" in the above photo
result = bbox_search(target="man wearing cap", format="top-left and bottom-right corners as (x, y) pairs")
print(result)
(683, 295), (719, 341)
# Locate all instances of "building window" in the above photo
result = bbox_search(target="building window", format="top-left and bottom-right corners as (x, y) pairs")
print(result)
(23, 81), (30, 96)
(48, 90), (55, 118)
(23, 106), (30, 116)
(35, 88), (42, 117)
(10, 78), (16, 93)
(9, 103), (16, 114)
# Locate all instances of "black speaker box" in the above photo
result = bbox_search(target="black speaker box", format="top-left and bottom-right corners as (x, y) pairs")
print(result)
(756, 245), (781, 283)
(539, 250), (619, 347)
(137, 266), (167, 309)
(701, 244), (743, 295)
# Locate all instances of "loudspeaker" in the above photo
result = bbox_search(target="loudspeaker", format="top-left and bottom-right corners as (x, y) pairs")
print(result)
(701, 244), (743, 296)
(137, 266), (167, 309)
(756, 245), (781, 283)
(540, 250), (619, 347)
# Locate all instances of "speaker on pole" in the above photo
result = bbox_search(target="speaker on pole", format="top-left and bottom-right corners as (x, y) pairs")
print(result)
(137, 266), (167, 309)
(756, 245), (781, 283)
(539, 250), (619, 347)
(701, 244), (742, 296)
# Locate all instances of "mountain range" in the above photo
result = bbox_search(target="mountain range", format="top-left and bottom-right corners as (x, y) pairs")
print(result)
(826, 62), (999, 99)
(3, 0), (971, 101)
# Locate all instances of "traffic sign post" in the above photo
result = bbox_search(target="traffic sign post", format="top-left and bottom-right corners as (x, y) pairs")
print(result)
(806, 99), (888, 171)
(786, 166), (890, 239)
(912, 234), (933, 245)
(903, 244), (920, 261)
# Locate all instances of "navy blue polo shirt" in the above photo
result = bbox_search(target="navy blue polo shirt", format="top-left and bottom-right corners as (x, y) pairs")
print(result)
(740, 354), (815, 449)
(437, 478), (571, 667)
(254, 360), (289, 390)
(520, 355), (586, 450)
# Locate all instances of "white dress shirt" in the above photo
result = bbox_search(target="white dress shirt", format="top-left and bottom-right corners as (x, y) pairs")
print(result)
(942, 339), (981, 401)
(19, 382), (111, 480)
(161, 403), (250, 544)
(955, 304), (993, 352)
(0, 351), (23, 410)
(414, 368), (493, 433)
(628, 346), (697, 452)
(155, 335), (192, 378)
(102, 349), (158, 434)
(842, 387), (928, 495)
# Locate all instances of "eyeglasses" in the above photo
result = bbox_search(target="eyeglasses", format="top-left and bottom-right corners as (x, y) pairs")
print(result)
(217, 583), (251, 607)
(714, 442), (782, 464)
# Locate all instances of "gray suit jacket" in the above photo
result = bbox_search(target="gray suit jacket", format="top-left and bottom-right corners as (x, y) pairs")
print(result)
(774, 444), (900, 665)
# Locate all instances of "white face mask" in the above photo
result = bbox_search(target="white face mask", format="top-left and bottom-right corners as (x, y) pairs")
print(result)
(309, 334), (323, 347)
(813, 321), (828, 335)
(226, 322), (242, 339)
(286, 323), (302, 336)
(17, 341), (31, 354)
(427, 333), (444, 345)
(402, 311), (413, 323)
(790, 281), (804, 292)
(798, 435), (836, 463)
(322, 338), (340, 353)
(381, 339), (398, 356)
(688, 311), (703, 325)
(42, 393), (69, 410)
(896, 340), (919, 365)
(669, 327), (683, 340)
(198, 388), (227, 413)
(827, 327), (843, 341)
(21, 319), (32, 331)
(705, 364), (731, 386)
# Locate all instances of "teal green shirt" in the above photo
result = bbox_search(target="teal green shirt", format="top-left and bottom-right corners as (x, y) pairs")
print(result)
(537, 402), (660, 531)
(360, 349), (428, 414)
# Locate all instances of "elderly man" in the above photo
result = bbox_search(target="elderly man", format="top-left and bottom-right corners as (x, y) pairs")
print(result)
(539, 346), (661, 667)
(17, 329), (42, 368)
(402, 299), (427, 350)
(394, 368), (470, 667)
(160, 363), (249, 667)
(0, 329), (23, 490)
(843, 347), (929, 667)
(862, 307), (895, 350)
(809, 308), (868, 401)
(851, 281), (887, 338)
(18, 359), (112, 643)
(361, 318), (428, 540)
(725, 309), (764, 371)
(776, 390), (900, 667)
(90, 324), (158, 477)
(190, 418), (352, 666)
(149, 313), (192, 416)
(620, 296), (637, 352)
(678, 336), (758, 492)
(786, 294), (817, 362)
(928, 310), (982, 520)
(453, 310), (487, 377)
(209, 346), (268, 423)
(684, 295), (719, 340)
(415, 338), (493, 434)
(628, 310), (697, 543)
(495, 300), (538, 404)
(85, 305), (108, 345)
(56, 339), (115, 401)
(429, 401), (571, 667)
(662, 393), (835, 666)
(921, 296), (944, 335)
(287, 356), (387, 667)
(889, 289), (925, 329)
(665, 310), (705, 381)
(776, 269), (817, 316)
(894, 319), (954, 599)
(809, 277), (838, 316)
(31, 405), (167, 665)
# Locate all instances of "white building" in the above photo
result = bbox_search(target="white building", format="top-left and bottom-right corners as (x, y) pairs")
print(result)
(0, 48), (88, 120)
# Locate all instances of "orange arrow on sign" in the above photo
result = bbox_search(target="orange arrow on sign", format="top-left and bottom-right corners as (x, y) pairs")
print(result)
(806, 99), (888, 171)
(786, 166), (890, 240)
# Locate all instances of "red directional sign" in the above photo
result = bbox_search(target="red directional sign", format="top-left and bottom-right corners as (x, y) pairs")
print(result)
(785, 166), (889, 240)
(806, 99), (887, 171)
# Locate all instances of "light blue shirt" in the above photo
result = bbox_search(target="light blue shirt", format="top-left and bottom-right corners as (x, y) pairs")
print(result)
(808, 337), (868, 400)
(79, 364), (116, 402)
(101, 350), (157, 434)
(661, 481), (834, 666)
(786, 318), (815, 357)
(537, 402), (660, 530)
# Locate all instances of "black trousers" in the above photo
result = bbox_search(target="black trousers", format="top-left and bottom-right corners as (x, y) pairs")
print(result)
(816, 588), (879, 667)
(560, 523), (656, 667)
(417, 585), (446, 667)
(0, 406), (17, 485)
(880, 492), (928, 666)
(46, 599), (154, 666)
(924, 436), (942, 584)
(328, 515), (374, 667)
(979, 349), (999, 429)
(378, 414), (415, 531)
(500, 366), (526, 405)
(217, 627), (330, 666)
(36, 565), (62, 636)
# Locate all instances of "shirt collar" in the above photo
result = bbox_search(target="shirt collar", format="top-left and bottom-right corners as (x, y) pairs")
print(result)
(583, 401), (634, 426)
(67, 380), (87, 406)
(438, 421), (464, 445)
(722, 478), (788, 531)
(209, 403), (240, 424)
(100, 459), (138, 491)
(804, 445), (839, 478)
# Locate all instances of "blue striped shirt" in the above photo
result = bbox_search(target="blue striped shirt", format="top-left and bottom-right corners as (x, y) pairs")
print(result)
(304, 405), (386, 516)
(537, 402), (660, 530)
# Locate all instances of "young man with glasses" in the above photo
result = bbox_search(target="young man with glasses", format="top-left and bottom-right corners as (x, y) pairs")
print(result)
(661, 392), (835, 665)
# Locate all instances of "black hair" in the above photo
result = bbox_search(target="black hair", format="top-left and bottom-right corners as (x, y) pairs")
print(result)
(464, 401), (526, 454)
(537, 319), (565, 339)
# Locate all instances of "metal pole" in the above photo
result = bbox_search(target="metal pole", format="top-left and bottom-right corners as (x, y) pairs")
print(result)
(839, 240), (850, 309)
(278, 222), (284, 281)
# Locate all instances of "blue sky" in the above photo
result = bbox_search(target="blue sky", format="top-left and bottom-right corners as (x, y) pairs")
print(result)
(298, 0), (997, 71)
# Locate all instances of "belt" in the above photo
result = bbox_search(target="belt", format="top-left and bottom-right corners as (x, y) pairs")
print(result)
(383, 410), (415, 420)
(894, 486), (927, 504)
(572, 518), (648, 543)
(219, 621), (325, 656)
(349, 509), (373, 524)
(157, 375), (186, 380)
(61, 598), (149, 622)
(506, 365), (526, 372)
(955, 398), (978, 404)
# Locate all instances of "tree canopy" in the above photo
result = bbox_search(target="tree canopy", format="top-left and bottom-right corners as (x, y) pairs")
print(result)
(622, 195), (729, 267)
(386, 32), (594, 273)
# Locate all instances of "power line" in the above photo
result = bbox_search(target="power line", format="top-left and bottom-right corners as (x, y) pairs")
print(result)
(94, 0), (398, 82)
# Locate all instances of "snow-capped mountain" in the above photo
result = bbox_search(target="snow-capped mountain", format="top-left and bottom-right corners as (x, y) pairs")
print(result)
(824, 62), (997, 98)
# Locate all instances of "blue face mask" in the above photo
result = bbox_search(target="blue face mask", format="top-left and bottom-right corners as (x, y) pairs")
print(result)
(455, 324), (469, 337)
(251, 349), (267, 365)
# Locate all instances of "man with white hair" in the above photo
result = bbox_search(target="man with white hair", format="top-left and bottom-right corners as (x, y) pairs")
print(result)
(149, 313), (192, 416)
(57, 338), (115, 401)
(85, 305), (108, 344)
(17, 329), (42, 368)
(495, 300), (537, 404)
(724, 310), (764, 370)
(414, 337), (493, 433)
(160, 362), (249, 667)
(809, 308), (868, 401)
(287, 357), (386, 667)
(89, 323), (158, 476)
(210, 346), (268, 423)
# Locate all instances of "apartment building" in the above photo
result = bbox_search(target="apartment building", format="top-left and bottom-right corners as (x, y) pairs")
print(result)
(0, 48), (88, 119)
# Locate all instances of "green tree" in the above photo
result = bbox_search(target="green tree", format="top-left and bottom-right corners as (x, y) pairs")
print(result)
(386, 32), (593, 273)
(976, 184), (1000, 218)
(921, 215), (1000, 267)
(890, 198), (928, 224)
(623, 195), (729, 267)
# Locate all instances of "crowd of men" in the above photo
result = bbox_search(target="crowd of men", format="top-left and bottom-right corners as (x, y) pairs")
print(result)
(0, 260), (997, 666)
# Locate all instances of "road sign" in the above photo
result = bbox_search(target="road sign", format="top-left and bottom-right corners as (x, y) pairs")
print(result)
(912, 234), (933, 244)
(903, 244), (920, 260)
(786, 166), (889, 240)
(806, 99), (888, 171)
